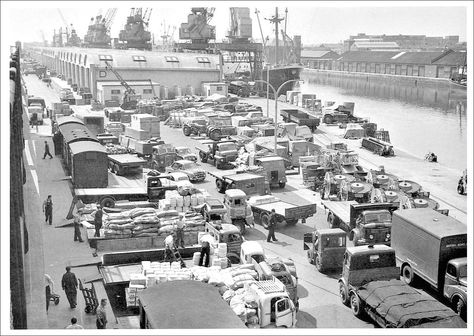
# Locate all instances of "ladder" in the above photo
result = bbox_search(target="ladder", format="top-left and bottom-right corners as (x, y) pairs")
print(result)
(164, 243), (186, 268)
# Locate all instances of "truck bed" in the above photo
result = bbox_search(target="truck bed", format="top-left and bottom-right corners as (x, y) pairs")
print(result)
(251, 199), (316, 219)
(322, 200), (358, 224)
(357, 279), (466, 328)
(108, 154), (147, 165)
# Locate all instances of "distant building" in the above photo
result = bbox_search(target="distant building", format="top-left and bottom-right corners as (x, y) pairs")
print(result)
(350, 41), (400, 51)
(300, 50), (340, 70)
(330, 49), (466, 79)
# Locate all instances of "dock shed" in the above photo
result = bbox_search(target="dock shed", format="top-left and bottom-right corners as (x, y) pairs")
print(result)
(69, 141), (108, 188)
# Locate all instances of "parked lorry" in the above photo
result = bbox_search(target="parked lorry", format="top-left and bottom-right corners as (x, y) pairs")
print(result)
(206, 115), (237, 141)
(222, 189), (254, 235)
(253, 156), (287, 188)
(151, 143), (177, 172)
(196, 140), (239, 169)
(27, 105), (44, 126)
(361, 137), (394, 156)
(280, 109), (320, 131)
(138, 281), (246, 329)
(182, 116), (208, 136)
(322, 201), (396, 246)
(338, 244), (466, 328)
(391, 208), (467, 318)
(304, 228), (347, 272)
(208, 169), (268, 195)
(248, 194), (317, 227)
(66, 175), (177, 218)
(204, 221), (243, 263)
(108, 154), (146, 176)
(277, 123), (313, 142)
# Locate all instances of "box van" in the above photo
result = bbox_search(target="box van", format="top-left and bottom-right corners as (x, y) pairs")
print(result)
(27, 106), (44, 125)
(28, 96), (46, 110)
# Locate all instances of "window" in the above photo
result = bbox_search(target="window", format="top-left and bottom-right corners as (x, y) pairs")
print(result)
(78, 54), (82, 64)
(143, 89), (153, 94)
(216, 86), (223, 92)
(132, 55), (146, 62)
(84, 55), (87, 65)
(99, 55), (113, 61)
(446, 264), (457, 277)
(196, 57), (210, 63)
(99, 70), (107, 78)
(111, 89), (121, 94)
(165, 56), (179, 63)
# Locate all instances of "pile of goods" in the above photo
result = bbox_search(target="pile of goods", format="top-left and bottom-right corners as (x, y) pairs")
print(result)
(104, 144), (128, 155)
(159, 190), (209, 212)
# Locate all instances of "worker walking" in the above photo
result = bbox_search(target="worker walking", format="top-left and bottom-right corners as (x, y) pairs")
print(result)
(43, 140), (53, 159)
(96, 299), (108, 329)
(45, 273), (54, 313)
(43, 195), (53, 225)
(266, 209), (278, 243)
(61, 266), (78, 309)
(93, 204), (103, 237)
(176, 214), (186, 248)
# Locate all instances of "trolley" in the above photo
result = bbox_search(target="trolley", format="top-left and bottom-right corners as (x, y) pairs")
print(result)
(79, 279), (99, 314)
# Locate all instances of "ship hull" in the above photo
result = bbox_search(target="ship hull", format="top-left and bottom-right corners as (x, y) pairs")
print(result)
(263, 65), (303, 98)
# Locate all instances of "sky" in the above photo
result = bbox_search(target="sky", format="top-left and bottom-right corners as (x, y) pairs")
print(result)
(1, 1), (470, 46)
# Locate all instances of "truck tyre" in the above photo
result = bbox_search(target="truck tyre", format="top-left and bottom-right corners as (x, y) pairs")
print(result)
(261, 213), (270, 229)
(100, 197), (116, 208)
(183, 126), (191, 136)
(216, 179), (226, 193)
(454, 297), (466, 318)
(286, 219), (298, 225)
(210, 129), (221, 141)
(278, 182), (286, 188)
(315, 255), (323, 272)
(323, 114), (333, 124)
(339, 282), (349, 306)
(350, 292), (364, 318)
(402, 264), (415, 285)
(199, 152), (208, 163)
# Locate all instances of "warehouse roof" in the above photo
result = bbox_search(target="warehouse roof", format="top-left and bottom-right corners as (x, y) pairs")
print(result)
(97, 81), (160, 88)
(432, 51), (467, 65)
(33, 47), (220, 70)
(337, 51), (400, 62)
(301, 50), (333, 59)
(138, 280), (245, 328)
(336, 50), (463, 65)
(69, 141), (107, 155)
(353, 41), (400, 49)
(393, 51), (444, 64)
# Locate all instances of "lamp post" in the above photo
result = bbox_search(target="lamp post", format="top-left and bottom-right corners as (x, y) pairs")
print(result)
(254, 79), (304, 154)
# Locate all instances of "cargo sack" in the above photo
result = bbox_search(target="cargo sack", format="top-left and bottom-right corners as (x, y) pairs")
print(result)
(222, 289), (236, 303)
(232, 274), (254, 283)
(133, 214), (160, 225)
(232, 279), (255, 290)
(156, 210), (179, 218)
(158, 225), (175, 234)
(107, 218), (133, 225)
(129, 208), (156, 218)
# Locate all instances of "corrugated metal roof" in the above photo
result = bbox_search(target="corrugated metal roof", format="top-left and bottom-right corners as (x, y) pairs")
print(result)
(336, 50), (457, 65)
(37, 47), (220, 70)
(61, 126), (98, 144)
(57, 116), (84, 127)
(301, 50), (332, 58)
(69, 141), (107, 155)
(432, 51), (467, 65)
(393, 51), (443, 64)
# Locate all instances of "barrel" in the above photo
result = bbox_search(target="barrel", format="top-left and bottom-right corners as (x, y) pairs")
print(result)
(413, 199), (429, 208)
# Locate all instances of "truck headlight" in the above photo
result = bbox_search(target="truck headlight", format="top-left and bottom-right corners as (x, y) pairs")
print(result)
(386, 233), (390, 238)
(369, 234), (374, 240)
(220, 158), (225, 162)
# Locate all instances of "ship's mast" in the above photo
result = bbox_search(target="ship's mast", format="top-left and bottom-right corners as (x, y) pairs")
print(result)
(267, 7), (284, 66)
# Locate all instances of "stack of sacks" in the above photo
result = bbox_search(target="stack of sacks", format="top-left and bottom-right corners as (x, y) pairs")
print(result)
(221, 265), (258, 290)
(104, 144), (128, 155)
(77, 203), (98, 223)
(132, 213), (161, 237)
(103, 211), (134, 238)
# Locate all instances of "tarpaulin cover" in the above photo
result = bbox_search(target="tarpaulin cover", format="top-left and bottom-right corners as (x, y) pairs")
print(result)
(357, 279), (466, 328)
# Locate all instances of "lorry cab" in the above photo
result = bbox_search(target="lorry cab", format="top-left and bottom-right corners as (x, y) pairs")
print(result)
(254, 156), (287, 188)
(240, 241), (266, 265)
(304, 228), (346, 272)
(223, 189), (254, 234)
(205, 222), (242, 263)
(444, 257), (467, 318)
(246, 279), (297, 328)
(349, 203), (396, 246)
(146, 175), (177, 200)
(152, 143), (177, 172)
(27, 105), (44, 125)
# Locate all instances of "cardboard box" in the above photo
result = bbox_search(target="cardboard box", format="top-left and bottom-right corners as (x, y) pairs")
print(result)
(125, 127), (149, 141)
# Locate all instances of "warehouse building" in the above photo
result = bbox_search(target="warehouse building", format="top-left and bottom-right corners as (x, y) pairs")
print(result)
(27, 47), (222, 99)
(300, 50), (340, 70)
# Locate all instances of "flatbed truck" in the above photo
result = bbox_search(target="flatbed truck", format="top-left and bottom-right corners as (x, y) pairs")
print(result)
(280, 109), (320, 131)
(207, 169), (268, 196)
(108, 154), (147, 176)
(248, 195), (317, 227)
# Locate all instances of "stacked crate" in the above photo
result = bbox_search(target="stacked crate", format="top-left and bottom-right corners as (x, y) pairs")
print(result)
(130, 113), (160, 138)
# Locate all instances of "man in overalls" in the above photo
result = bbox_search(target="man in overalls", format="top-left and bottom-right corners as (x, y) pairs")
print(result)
(43, 195), (53, 225)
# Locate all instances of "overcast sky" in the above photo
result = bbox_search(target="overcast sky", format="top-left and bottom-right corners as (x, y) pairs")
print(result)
(1, 1), (470, 46)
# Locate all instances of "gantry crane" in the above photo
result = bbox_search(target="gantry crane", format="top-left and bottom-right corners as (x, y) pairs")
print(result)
(104, 61), (140, 110)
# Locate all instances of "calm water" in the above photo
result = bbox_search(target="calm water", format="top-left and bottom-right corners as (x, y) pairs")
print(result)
(300, 72), (468, 172)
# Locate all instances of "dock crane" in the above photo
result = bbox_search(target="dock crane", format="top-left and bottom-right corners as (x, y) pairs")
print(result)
(104, 61), (141, 110)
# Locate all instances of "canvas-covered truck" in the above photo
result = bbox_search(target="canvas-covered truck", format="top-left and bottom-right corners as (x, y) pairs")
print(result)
(248, 195), (317, 227)
(208, 170), (268, 196)
(196, 140), (239, 169)
(391, 208), (467, 318)
(321, 201), (396, 246)
(338, 245), (466, 328)
(66, 176), (177, 219)
(304, 228), (347, 273)
(280, 109), (320, 131)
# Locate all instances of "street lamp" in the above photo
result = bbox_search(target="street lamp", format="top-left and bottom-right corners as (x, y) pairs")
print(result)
(255, 79), (304, 154)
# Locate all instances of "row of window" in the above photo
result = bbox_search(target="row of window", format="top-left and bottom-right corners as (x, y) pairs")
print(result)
(98, 55), (211, 64)
(111, 89), (154, 94)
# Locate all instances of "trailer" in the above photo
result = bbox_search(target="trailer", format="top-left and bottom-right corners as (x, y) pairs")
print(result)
(361, 137), (394, 156)
(107, 154), (147, 176)
(280, 109), (320, 131)
(248, 195), (317, 227)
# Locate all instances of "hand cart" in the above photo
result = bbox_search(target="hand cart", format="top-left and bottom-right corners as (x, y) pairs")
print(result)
(79, 279), (99, 314)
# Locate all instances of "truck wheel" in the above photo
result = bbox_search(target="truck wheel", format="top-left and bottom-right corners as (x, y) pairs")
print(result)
(210, 129), (221, 141)
(278, 182), (286, 188)
(261, 213), (270, 229)
(350, 292), (364, 318)
(328, 212), (338, 228)
(216, 179), (226, 193)
(402, 264), (415, 285)
(315, 255), (323, 272)
(286, 219), (298, 226)
(323, 115), (333, 124)
(100, 197), (115, 208)
(454, 297), (466, 318)
(339, 282), (349, 306)
(183, 126), (191, 136)
(199, 152), (208, 163)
